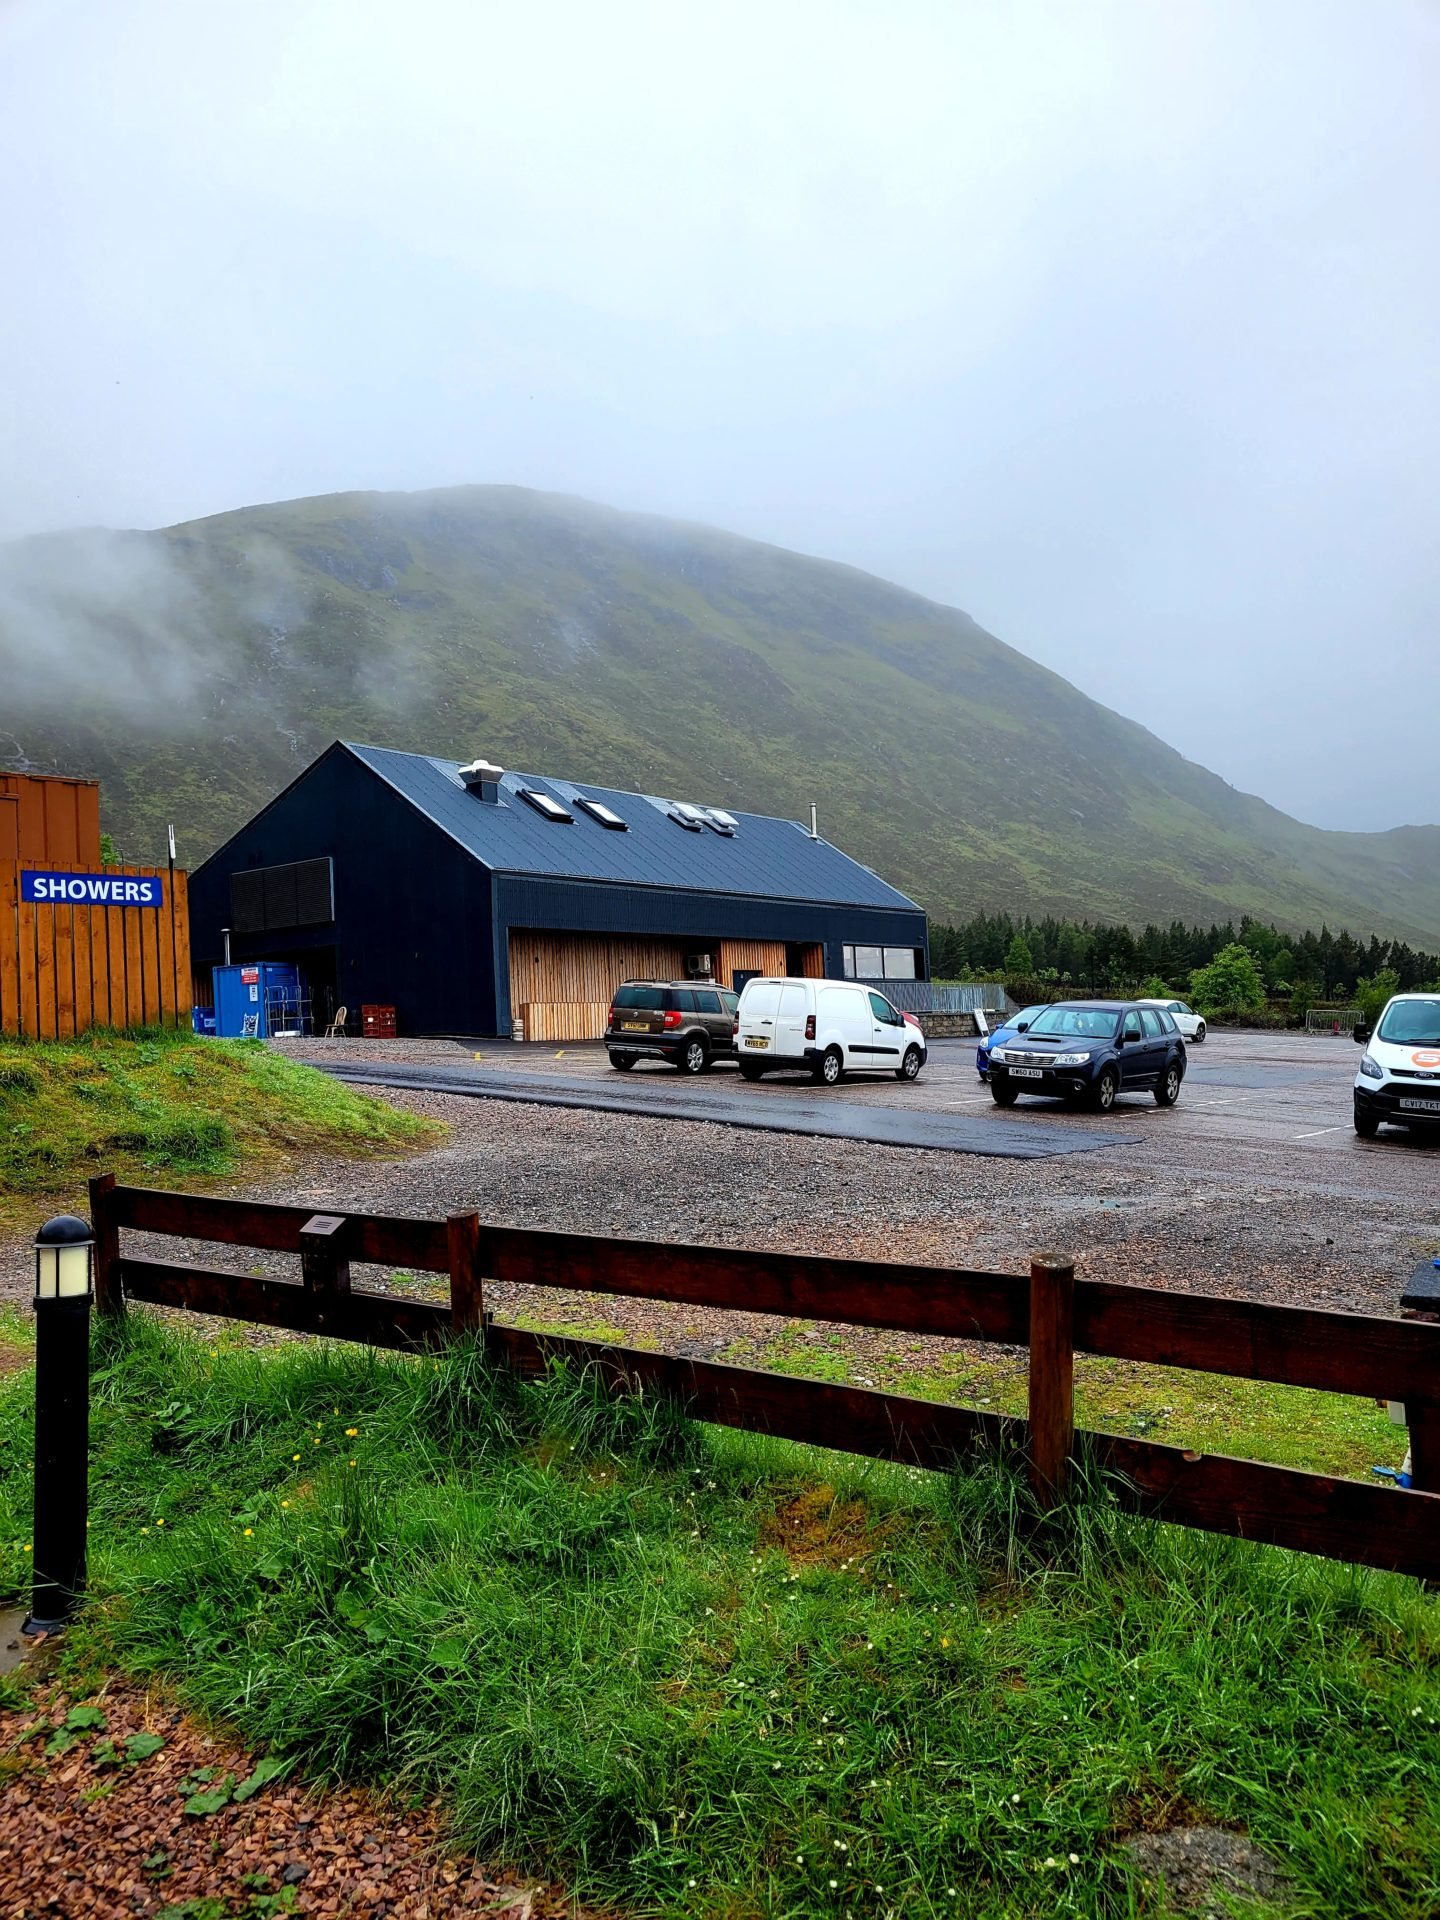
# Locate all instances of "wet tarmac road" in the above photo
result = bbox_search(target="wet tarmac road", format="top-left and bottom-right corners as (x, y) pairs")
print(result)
(317, 1055), (1142, 1158)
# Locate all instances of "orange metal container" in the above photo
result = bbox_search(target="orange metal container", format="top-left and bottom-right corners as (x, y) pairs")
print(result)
(0, 772), (102, 867)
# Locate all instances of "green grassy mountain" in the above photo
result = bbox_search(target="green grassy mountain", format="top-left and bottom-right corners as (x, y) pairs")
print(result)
(4, 484), (1439, 944)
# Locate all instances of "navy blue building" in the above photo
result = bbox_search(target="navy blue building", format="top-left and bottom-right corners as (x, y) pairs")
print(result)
(187, 742), (929, 1039)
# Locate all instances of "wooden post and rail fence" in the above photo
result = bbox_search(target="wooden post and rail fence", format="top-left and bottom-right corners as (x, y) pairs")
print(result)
(86, 1174), (1440, 1581)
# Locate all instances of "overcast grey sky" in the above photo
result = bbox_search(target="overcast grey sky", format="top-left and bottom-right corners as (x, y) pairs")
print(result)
(2, 0), (1436, 832)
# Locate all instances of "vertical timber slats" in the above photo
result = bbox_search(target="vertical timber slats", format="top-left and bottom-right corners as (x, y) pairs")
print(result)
(716, 938), (789, 984)
(0, 861), (193, 1036)
(0, 860), (16, 1035)
(507, 932), (831, 1039)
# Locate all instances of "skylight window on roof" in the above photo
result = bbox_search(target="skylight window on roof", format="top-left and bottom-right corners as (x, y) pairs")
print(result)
(573, 795), (628, 830)
(518, 788), (574, 823)
(669, 804), (705, 831)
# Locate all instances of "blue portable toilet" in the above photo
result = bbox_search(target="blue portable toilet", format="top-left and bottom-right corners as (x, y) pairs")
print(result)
(212, 962), (305, 1039)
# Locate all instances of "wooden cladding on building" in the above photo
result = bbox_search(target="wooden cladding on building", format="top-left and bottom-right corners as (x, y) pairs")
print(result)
(508, 930), (826, 1041)
(509, 931), (687, 1041)
(0, 772), (102, 868)
(0, 862), (192, 1037)
(715, 939), (789, 982)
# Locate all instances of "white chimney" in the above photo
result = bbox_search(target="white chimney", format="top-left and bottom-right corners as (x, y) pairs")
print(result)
(460, 759), (505, 802)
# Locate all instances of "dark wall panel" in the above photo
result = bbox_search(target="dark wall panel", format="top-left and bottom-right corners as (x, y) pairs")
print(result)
(189, 747), (495, 1034)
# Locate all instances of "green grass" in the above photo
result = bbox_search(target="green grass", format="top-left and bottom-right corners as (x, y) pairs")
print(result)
(723, 1329), (1406, 1483)
(0, 1028), (440, 1231)
(2, 1316), (1437, 1918)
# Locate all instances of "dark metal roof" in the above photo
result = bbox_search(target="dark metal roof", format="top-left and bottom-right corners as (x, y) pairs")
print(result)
(344, 743), (921, 912)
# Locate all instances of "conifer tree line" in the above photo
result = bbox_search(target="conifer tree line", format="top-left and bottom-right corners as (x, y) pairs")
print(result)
(929, 913), (1440, 998)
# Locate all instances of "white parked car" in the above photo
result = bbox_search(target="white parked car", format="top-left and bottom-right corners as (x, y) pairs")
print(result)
(734, 977), (927, 1085)
(1353, 992), (1440, 1137)
(1138, 997), (1206, 1042)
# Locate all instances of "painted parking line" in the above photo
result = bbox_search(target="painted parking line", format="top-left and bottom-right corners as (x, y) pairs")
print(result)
(1294, 1125), (1347, 1140)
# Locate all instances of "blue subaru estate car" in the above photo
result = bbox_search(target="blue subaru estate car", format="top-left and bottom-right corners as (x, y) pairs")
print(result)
(976, 1005), (1047, 1081)
(987, 1001), (1187, 1113)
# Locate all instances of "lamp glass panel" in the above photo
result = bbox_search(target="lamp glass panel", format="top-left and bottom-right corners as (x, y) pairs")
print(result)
(57, 1243), (92, 1298)
(36, 1245), (59, 1301)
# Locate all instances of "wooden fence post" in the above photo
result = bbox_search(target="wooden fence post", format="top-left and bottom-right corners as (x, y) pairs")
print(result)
(447, 1211), (487, 1340)
(1028, 1252), (1076, 1508)
(1406, 1403), (1440, 1493)
(299, 1214), (351, 1333)
(89, 1173), (123, 1318)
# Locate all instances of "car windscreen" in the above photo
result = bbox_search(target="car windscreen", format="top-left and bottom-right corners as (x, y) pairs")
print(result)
(1377, 998), (1440, 1047)
(613, 985), (664, 1010)
(1026, 1006), (1119, 1040)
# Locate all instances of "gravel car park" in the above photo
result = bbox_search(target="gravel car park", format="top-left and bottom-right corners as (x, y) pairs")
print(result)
(45, 1028), (1430, 1343)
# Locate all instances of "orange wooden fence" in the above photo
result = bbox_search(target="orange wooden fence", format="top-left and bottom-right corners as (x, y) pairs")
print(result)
(0, 861), (192, 1038)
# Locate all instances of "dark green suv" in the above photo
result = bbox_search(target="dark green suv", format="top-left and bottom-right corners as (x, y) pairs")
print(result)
(606, 981), (740, 1074)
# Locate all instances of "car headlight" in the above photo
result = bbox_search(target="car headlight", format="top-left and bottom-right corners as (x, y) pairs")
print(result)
(1051, 1051), (1092, 1067)
(1359, 1053), (1384, 1081)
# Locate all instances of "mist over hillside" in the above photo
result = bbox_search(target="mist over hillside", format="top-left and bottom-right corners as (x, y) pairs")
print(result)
(3, 484), (1438, 945)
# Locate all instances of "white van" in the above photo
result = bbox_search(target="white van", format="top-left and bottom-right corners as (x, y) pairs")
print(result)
(734, 977), (927, 1085)
(1354, 992), (1440, 1137)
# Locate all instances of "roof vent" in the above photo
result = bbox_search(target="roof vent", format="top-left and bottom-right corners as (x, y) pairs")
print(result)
(460, 759), (505, 803)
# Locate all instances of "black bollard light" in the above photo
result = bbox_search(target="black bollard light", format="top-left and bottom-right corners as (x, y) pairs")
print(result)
(24, 1214), (94, 1635)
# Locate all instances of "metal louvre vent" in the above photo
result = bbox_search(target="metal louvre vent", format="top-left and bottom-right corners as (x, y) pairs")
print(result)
(230, 857), (334, 933)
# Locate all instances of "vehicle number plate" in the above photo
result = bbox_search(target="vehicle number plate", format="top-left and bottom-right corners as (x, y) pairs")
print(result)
(621, 1022), (647, 1032)
(1010, 1067), (1043, 1079)
(745, 1036), (770, 1049)
(1399, 1097), (1440, 1113)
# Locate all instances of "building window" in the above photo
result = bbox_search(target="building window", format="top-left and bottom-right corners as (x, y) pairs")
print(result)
(843, 942), (923, 981)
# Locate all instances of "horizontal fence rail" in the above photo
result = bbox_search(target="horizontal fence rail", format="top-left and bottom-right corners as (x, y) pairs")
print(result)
(89, 1176), (1440, 1583)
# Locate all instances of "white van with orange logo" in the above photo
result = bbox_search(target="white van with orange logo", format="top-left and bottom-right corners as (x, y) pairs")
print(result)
(1353, 993), (1440, 1137)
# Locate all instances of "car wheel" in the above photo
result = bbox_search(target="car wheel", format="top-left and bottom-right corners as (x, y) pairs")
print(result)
(678, 1036), (708, 1075)
(1091, 1066), (1120, 1113)
(1354, 1105), (1380, 1139)
(813, 1046), (844, 1086)
(608, 1052), (635, 1072)
(896, 1045), (923, 1081)
(1194, 1021), (1206, 1043)
(990, 1079), (1019, 1107)
(1154, 1061), (1182, 1106)
(738, 1060), (765, 1082)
